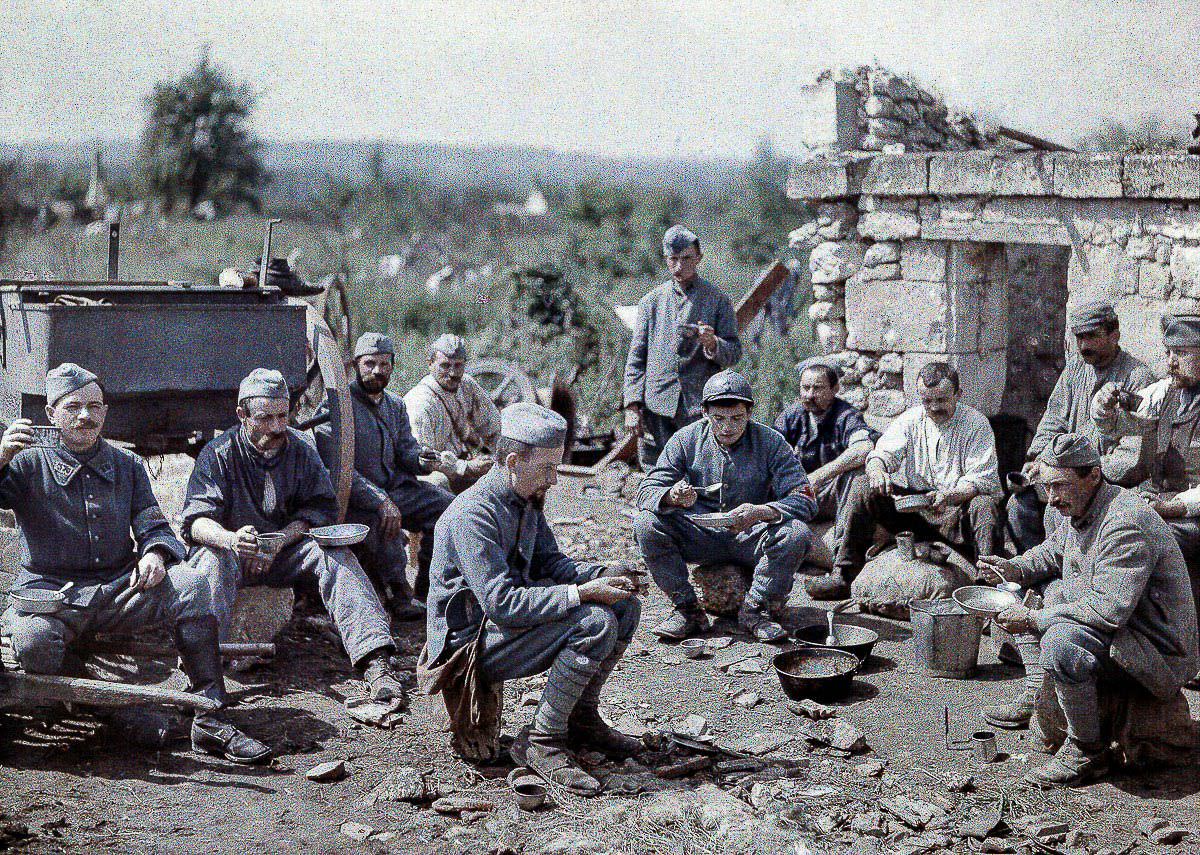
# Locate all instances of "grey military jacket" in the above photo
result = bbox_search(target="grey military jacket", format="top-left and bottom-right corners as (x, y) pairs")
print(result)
(425, 466), (606, 664)
(637, 419), (818, 525)
(622, 276), (741, 419)
(0, 441), (185, 599)
(313, 380), (424, 513)
(1010, 482), (1199, 699)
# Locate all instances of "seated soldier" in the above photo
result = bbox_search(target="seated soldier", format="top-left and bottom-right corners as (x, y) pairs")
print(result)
(634, 370), (817, 642)
(773, 357), (878, 564)
(424, 403), (642, 796)
(811, 361), (1002, 600)
(0, 364), (270, 763)
(403, 333), (502, 495)
(978, 434), (1198, 787)
(185, 368), (406, 705)
(314, 333), (453, 620)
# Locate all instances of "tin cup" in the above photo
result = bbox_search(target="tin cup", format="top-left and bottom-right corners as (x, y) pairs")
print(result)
(30, 426), (62, 448)
(971, 730), (999, 762)
(255, 532), (286, 556)
(680, 639), (707, 660)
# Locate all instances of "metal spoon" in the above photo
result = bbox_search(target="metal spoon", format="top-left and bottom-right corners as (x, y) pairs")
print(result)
(701, 483), (722, 496)
(825, 610), (838, 646)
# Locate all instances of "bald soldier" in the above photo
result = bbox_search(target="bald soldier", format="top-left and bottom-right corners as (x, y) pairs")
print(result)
(1007, 300), (1153, 551)
(314, 333), (454, 619)
(185, 368), (406, 705)
(403, 333), (502, 495)
(635, 370), (818, 643)
(623, 225), (742, 468)
(978, 434), (1198, 787)
(0, 364), (270, 763)
(425, 403), (643, 796)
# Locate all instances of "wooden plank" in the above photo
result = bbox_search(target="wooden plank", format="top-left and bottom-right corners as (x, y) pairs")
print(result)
(735, 261), (791, 328)
(995, 125), (1074, 153)
(0, 672), (221, 711)
(87, 640), (277, 659)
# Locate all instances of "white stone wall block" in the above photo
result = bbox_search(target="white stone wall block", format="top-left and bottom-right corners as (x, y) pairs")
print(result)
(863, 241), (901, 265)
(860, 263), (901, 281)
(809, 241), (865, 284)
(902, 351), (1007, 417)
(859, 211), (921, 241)
(1170, 245), (1200, 298)
(1068, 243), (1139, 304)
(816, 320), (848, 353)
(868, 389), (908, 418)
(1052, 154), (1123, 199)
(1122, 155), (1200, 199)
(901, 241), (949, 282)
(1138, 261), (1171, 300)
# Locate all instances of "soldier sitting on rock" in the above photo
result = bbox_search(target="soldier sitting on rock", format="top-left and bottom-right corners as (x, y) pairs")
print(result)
(773, 357), (878, 590)
(0, 364), (271, 763)
(978, 433), (1198, 787)
(423, 403), (643, 796)
(634, 370), (818, 642)
(810, 361), (1001, 600)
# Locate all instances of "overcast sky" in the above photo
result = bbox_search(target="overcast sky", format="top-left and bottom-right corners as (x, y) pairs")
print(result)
(1, 0), (1196, 159)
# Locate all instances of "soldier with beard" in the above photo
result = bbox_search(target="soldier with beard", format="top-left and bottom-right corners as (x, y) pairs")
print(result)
(314, 333), (454, 620)
(185, 369), (406, 706)
(424, 403), (643, 796)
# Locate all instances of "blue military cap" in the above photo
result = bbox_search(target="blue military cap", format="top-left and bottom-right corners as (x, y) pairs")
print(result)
(1162, 314), (1200, 349)
(501, 402), (568, 448)
(702, 370), (755, 406)
(428, 333), (466, 360)
(1068, 300), (1118, 334)
(238, 368), (289, 402)
(46, 363), (100, 406)
(1036, 432), (1101, 469)
(354, 332), (395, 358)
(662, 225), (700, 255)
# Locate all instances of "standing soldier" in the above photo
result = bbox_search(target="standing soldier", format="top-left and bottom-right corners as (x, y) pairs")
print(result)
(1007, 300), (1153, 551)
(1, 364), (270, 763)
(314, 333), (454, 619)
(623, 226), (742, 468)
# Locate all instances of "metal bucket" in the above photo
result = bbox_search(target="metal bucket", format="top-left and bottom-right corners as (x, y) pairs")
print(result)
(910, 598), (985, 678)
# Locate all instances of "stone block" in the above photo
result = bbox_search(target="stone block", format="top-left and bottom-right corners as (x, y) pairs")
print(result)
(901, 240), (948, 281)
(861, 195), (918, 213)
(845, 278), (981, 352)
(1052, 153), (1123, 199)
(808, 300), (844, 321)
(788, 221), (820, 248)
(863, 241), (901, 265)
(868, 116), (908, 140)
(787, 154), (869, 200)
(1068, 243), (1140, 303)
(989, 152), (1054, 196)
(816, 320), (848, 352)
(1122, 154), (1200, 199)
(859, 211), (921, 241)
(936, 197), (983, 222)
(814, 202), (859, 240)
(929, 152), (996, 195)
(809, 240), (864, 284)
(1170, 245), (1200, 298)
(1110, 296), (1170, 370)
(862, 154), (930, 195)
(870, 69), (921, 102)
(922, 218), (1071, 245)
(693, 563), (749, 616)
(1139, 261), (1171, 300)
(1125, 235), (1155, 260)
(868, 389), (907, 418)
(948, 242), (991, 285)
(860, 262), (900, 281)
(903, 350), (1008, 417)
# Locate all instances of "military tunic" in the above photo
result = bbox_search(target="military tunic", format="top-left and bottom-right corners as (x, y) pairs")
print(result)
(313, 380), (453, 597)
(633, 419), (817, 609)
(0, 441), (208, 676)
(182, 426), (393, 665)
(622, 276), (742, 466)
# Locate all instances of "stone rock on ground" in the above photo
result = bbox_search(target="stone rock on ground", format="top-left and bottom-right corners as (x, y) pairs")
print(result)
(693, 563), (749, 616)
(229, 585), (294, 644)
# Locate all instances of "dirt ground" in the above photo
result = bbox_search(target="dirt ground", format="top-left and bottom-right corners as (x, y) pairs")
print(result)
(0, 468), (1197, 854)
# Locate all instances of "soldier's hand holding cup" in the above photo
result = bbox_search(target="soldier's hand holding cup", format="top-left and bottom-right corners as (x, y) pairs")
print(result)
(1094, 382), (1121, 417)
(0, 419), (35, 465)
(667, 480), (697, 508)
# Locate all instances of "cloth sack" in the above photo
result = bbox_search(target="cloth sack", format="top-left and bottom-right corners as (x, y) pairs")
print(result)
(417, 627), (503, 763)
(850, 544), (972, 620)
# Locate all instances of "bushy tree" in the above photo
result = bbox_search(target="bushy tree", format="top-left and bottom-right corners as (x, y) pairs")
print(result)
(139, 48), (268, 214)
(1076, 117), (1185, 153)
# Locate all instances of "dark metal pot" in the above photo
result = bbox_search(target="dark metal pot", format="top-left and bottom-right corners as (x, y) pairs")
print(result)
(772, 647), (859, 702)
(793, 623), (880, 663)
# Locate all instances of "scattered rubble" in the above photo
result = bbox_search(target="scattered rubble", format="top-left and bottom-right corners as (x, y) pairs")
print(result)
(304, 760), (347, 782)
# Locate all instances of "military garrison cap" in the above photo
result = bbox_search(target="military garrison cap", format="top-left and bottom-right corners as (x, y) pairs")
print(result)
(46, 363), (100, 406)
(1162, 314), (1200, 349)
(354, 332), (395, 358)
(428, 333), (466, 360)
(238, 368), (289, 402)
(501, 402), (568, 448)
(662, 225), (700, 255)
(1036, 432), (1101, 469)
(702, 370), (755, 406)
(1067, 300), (1118, 334)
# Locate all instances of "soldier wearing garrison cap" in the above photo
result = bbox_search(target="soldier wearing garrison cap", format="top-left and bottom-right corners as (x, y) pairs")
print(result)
(403, 332), (502, 495)
(635, 370), (818, 642)
(1006, 299), (1154, 552)
(186, 367), (408, 707)
(623, 225), (742, 469)
(0, 364), (271, 763)
(314, 332), (454, 621)
(423, 402), (643, 796)
(978, 433), (1198, 787)
(1094, 313), (1200, 685)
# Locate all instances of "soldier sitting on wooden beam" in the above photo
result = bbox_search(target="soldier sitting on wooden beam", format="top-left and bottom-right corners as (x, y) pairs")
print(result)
(0, 363), (271, 764)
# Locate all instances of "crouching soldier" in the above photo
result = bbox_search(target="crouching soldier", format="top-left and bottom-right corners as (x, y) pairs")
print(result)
(184, 369), (406, 705)
(635, 370), (817, 643)
(978, 434), (1199, 787)
(0, 364), (270, 763)
(423, 403), (643, 796)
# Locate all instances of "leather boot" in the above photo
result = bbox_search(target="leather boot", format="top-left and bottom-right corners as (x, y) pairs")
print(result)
(738, 604), (787, 643)
(360, 650), (409, 708)
(805, 570), (850, 601)
(192, 714), (273, 765)
(982, 689), (1036, 730)
(652, 603), (710, 641)
(512, 726), (602, 796)
(568, 705), (643, 758)
(1023, 738), (1109, 788)
(174, 616), (229, 708)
